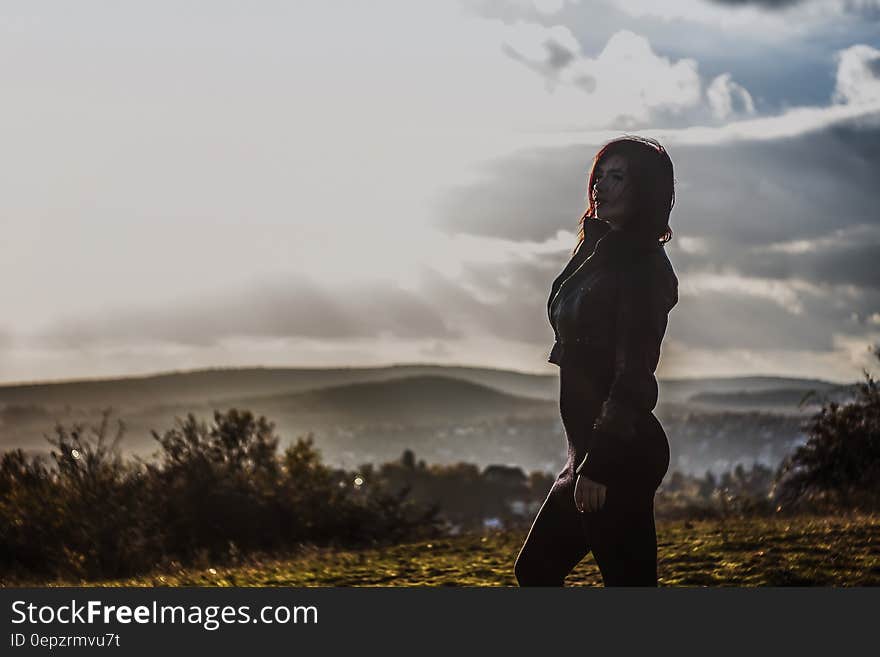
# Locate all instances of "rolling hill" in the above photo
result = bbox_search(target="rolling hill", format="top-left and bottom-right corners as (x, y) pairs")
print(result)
(0, 365), (853, 474)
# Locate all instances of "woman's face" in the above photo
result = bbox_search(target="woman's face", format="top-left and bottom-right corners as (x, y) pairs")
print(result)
(591, 152), (636, 231)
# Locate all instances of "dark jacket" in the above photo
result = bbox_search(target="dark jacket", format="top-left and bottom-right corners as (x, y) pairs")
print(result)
(546, 219), (678, 483)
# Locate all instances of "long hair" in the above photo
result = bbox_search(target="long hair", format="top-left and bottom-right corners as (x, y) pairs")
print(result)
(572, 135), (675, 255)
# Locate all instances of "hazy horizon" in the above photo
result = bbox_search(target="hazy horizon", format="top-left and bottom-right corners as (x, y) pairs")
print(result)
(0, 360), (858, 389)
(2, 1), (879, 386)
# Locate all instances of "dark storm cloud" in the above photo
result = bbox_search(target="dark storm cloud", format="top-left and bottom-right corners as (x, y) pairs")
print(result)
(434, 114), (880, 253)
(679, 240), (880, 290)
(433, 112), (880, 352)
(706, 0), (880, 19)
(673, 121), (880, 247)
(672, 279), (880, 351)
(33, 276), (463, 349)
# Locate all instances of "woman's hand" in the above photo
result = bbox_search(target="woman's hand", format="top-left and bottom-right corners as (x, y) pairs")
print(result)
(574, 473), (607, 513)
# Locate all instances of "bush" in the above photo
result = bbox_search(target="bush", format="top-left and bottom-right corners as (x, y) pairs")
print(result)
(774, 346), (880, 511)
(0, 408), (443, 582)
(0, 410), (157, 579)
(145, 409), (283, 560)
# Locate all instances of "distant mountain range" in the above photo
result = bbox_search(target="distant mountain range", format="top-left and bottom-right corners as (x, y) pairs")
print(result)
(205, 374), (553, 425)
(0, 365), (857, 474)
(688, 384), (858, 411)
(0, 364), (846, 410)
(0, 364), (558, 409)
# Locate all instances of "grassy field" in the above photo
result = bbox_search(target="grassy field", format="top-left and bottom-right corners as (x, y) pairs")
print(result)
(9, 513), (880, 587)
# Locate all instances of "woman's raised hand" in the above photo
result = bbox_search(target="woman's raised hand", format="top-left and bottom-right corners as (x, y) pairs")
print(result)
(574, 473), (607, 513)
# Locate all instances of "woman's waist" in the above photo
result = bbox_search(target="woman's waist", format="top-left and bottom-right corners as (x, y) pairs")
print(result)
(548, 338), (615, 371)
(559, 367), (611, 417)
(558, 351), (614, 387)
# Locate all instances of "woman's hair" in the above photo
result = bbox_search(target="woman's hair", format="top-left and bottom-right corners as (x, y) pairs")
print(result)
(572, 135), (675, 255)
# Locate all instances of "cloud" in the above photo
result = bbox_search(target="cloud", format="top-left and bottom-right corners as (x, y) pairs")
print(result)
(668, 290), (836, 350)
(705, 0), (804, 8)
(431, 99), (880, 375)
(5, 0), (880, 383)
(738, 244), (880, 291)
(833, 43), (880, 105)
(612, 0), (878, 32)
(704, 0), (880, 18)
(680, 271), (824, 315)
(532, 0), (570, 12)
(23, 228), (580, 353)
(0, 327), (13, 351)
(660, 333), (880, 383)
(706, 72), (756, 120)
(29, 275), (462, 350)
(499, 22), (582, 84)
(434, 144), (590, 241)
(499, 27), (710, 126)
(435, 107), (880, 244)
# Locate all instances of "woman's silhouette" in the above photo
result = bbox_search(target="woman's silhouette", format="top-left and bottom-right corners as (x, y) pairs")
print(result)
(514, 135), (678, 587)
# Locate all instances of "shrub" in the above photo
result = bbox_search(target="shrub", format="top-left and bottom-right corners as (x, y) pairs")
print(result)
(0, 409), (157, 579)
(774, 346), (880, 511)
(0, 408), (442, 582)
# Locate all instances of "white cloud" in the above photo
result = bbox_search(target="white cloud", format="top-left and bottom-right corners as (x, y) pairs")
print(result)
(467, 39), (880, 149)
(590, 30), (703, 120)
(757, 223), (880, 254)
(833, 43), (880, 105)
(500, 26), (703, 126)
(661, 334), (880, 383)
(679, 270), (841, 315)
(513, 97), (880, 151)
(677, 235), (709, 254)
(707, 72), (756, 120)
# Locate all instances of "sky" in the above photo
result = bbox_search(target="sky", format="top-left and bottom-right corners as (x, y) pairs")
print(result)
(1, 0), (879, 385)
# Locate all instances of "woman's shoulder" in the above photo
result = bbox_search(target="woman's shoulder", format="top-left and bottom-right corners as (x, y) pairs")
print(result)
(624, 246), (676, 277)
(624, 250), (678, 306)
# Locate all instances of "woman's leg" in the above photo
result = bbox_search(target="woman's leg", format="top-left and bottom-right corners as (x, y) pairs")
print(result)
(586, 488), (659, 586)
(583, 412), (669, 586)
(514, 478), (590, 586)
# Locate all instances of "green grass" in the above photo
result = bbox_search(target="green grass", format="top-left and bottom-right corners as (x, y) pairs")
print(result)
(10, 513), (880, 587)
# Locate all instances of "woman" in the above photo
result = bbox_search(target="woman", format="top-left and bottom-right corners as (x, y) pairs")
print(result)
(514, 135), (678, 587)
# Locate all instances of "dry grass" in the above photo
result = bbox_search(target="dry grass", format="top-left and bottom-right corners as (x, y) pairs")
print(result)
(10, 512), (879, 588)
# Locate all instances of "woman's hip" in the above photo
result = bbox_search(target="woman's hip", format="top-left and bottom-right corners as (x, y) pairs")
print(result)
(562, 408), (670, 492)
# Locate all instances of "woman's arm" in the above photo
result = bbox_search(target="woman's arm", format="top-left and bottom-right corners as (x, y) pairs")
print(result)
(575, 260), (678, 483)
